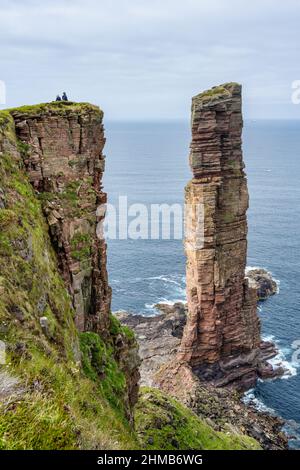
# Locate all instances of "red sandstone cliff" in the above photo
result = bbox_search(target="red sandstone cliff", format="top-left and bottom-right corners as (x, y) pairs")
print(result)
(0, 103), (140, 431)
(11, 102), (111, 333)
(1, 102), (140, 421)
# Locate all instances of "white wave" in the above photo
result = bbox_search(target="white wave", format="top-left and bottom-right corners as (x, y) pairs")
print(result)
(148, 275), (187, 301)
(144, 302), (159, 311)
(269, 356), (297, 379)
(245, 265), (264, 272)
(262, 334), (276, 342)
(282, 421), (300, 442)
(262, 334), (298, 379)
(244, 391), (300, 448)
(148, 276), (181, 286)
(243, 389), (276, 415)
(146, 274), (185, 287)
(274, 278), (280, 293)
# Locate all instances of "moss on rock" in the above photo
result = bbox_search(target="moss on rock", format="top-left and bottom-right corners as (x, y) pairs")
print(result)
(193, 82), (240, 103)
(80, 332), (127, 411)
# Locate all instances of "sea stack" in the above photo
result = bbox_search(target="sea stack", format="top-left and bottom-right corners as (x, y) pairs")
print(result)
(179, 83), (261, 389)
(119, 84), (282, 393)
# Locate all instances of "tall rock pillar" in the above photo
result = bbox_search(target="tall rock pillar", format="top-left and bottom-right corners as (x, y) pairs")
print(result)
(179, 83), (261, 389)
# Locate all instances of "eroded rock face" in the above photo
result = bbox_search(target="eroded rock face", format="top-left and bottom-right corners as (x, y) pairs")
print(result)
(116, 305), (186, 387)
(177, 83), (260, 388)
(11, 103), (111, 333)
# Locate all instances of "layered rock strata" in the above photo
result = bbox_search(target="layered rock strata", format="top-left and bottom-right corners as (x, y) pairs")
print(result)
(11, 102), (111, 333)
(177, 83), (263, 389)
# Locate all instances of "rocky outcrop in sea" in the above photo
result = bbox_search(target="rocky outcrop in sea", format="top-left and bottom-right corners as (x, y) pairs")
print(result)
(246, 268), (279, 300)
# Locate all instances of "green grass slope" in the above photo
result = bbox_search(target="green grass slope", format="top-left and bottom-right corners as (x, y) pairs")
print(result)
(135, 388), (261, 450)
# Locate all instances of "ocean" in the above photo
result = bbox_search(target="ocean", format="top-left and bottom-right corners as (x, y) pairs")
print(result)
(103, 119), (300, 448)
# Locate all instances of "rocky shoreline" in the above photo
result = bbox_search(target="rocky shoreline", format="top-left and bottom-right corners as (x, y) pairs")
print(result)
(116, 300), (289, 449)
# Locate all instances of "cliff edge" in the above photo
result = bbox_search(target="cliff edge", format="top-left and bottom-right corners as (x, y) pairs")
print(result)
(10, 102), (111, 333)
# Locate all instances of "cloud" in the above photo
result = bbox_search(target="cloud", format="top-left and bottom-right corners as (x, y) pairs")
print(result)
(0, 0), (300, 118)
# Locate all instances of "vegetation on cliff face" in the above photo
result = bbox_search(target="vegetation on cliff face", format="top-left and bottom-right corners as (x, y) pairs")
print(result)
(80, 331), (127, 411)
(135, 388), (261, 450)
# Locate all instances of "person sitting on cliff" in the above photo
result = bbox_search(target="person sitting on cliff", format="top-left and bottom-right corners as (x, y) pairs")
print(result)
(62, 92), (68, 101)
(55, 95), (62, 101)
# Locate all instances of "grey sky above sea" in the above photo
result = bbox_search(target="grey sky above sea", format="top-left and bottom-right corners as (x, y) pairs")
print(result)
(1, 0), (300, 120)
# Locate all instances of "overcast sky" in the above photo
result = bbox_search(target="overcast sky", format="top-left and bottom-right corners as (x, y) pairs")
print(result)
(1, 0), (300, 120)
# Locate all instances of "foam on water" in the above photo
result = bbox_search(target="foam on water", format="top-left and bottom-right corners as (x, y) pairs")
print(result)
(268, 352), (297, 379)
(262, 334), (299, 379)
(245, 265), (264, 272)
(147, 275), (182, 285)
(243, 389), (276, 415)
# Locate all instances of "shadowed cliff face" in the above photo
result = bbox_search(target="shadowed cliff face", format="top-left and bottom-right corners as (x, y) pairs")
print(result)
(179, 83), (261, 389)
(11, 102), (111, 333)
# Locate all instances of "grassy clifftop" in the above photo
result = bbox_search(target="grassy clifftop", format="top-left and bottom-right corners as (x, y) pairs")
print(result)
(7, 101), (102, 117)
